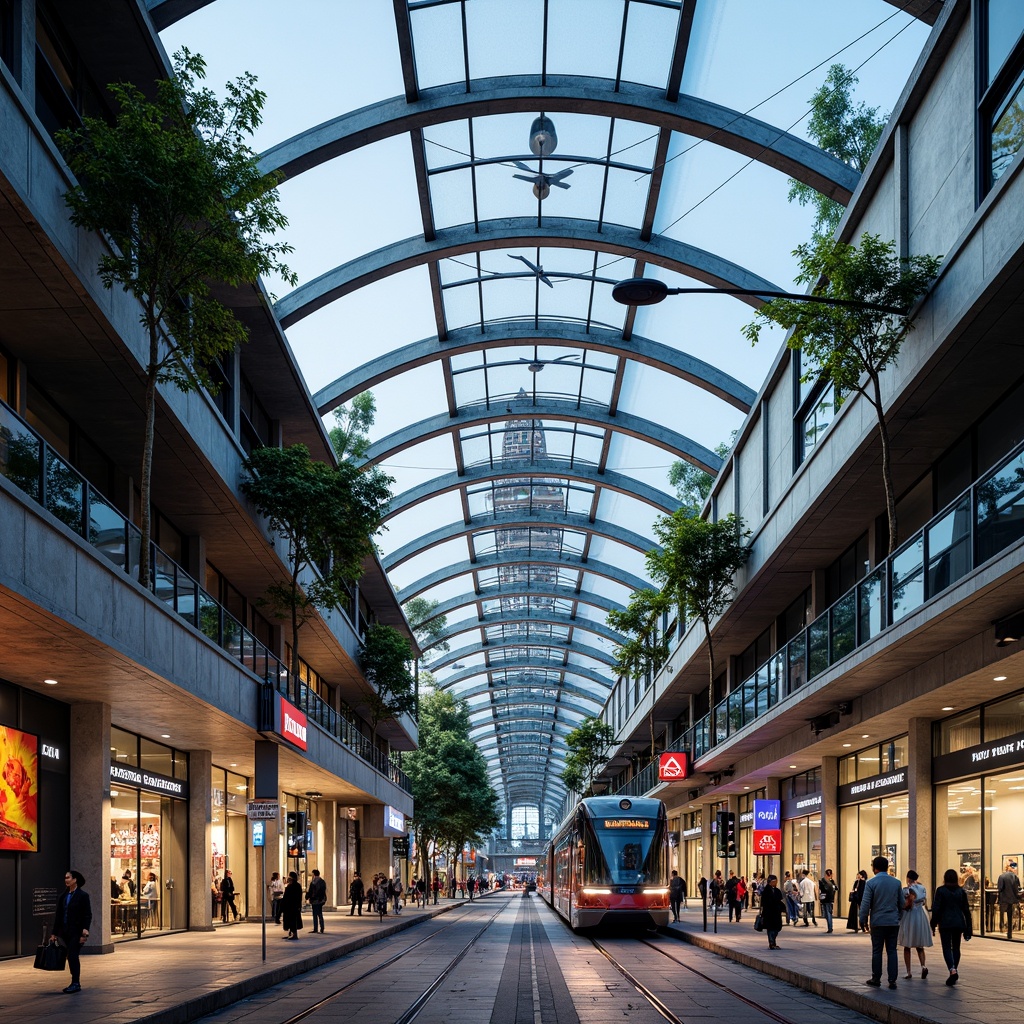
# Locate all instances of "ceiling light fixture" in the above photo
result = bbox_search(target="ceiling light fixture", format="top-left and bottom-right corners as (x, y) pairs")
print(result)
(843, 743), (852, 747)
(43, 678), (59, 685)
(161, 734), (170, 739)
(862, 734), (871, 739)
(529, 115), (557, 157)
(994, 675), (1008, 681)
(942, 706), (955, 711)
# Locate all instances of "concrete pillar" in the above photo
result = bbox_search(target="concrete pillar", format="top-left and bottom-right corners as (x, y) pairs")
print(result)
(254, 741), (278, 799)
(188, 749), (214, 931)
(70, 703), (113, 954)
(319, 800), (338, 909)
(821, 756), (839, 876)
(16, 0), (35, 98)
(907, 717), (933, 884)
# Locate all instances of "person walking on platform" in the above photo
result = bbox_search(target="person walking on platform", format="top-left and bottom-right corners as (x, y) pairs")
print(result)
(898, 870), (932, 979)
(847, 870), (868, 932)
(931, 868), (971, 986)
(726, 871), (742, 922)
(783, 871), (800, 926)
(996, 861), (1022, 938)
(432, 874), (440, 904)
(51, 870), (92, 993)
(799, 870), (818, 926)
(349, 871), (364, 916)
(819, 869), (837, 932)
(220, 869), (238, 922)
(860, 855), (903, 989)
(281, 871), (303, 939)
(669, 870), (684, 922)
(760, 874), (785, 950)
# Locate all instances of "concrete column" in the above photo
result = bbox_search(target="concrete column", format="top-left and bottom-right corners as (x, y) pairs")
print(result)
(188, 749), (214, 931)
(894, 122), (910, 261)
(821, 756), (839, 875)
(254, 741), (278, 799)
(70, 703), (112, 954)
(16, 0), (35, 98)
(907, 717), (933, 884)
(319, 800), (338, 909)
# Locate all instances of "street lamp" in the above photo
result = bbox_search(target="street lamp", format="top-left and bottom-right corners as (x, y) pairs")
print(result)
(611, 276), (908, 314)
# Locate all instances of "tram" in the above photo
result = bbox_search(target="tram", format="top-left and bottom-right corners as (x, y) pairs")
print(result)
(543, 796), (670, 930)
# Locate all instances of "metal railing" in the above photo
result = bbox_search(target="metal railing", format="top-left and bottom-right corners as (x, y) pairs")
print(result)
(0, 399), (411, 794)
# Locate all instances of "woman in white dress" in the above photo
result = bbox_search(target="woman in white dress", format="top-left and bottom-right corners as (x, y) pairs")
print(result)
(898, 869), (933, 978)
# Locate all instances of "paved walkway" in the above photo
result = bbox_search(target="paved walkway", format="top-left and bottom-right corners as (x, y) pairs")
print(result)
(667, 904), (1022, 1024)
(3, 897), (468, 1024)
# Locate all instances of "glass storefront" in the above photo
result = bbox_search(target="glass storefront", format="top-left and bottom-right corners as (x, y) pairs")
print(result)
(783, 813), (822, 880)
(211, 766), (249, 923)
(109, 728), (188, 940)
(837, 795), (909, 922)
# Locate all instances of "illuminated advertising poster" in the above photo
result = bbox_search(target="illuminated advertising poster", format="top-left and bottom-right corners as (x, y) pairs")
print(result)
(658, 752), (691, 782)
(0, 725), (38, 851)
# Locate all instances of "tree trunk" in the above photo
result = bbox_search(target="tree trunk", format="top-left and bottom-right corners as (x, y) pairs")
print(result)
(138, 323), (159, 588)
(870, 372), (898, 554)
(704, 614), (716, 737)
(290, 571), (301, 693)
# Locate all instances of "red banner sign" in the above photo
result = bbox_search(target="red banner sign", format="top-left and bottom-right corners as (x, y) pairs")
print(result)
(658, 752), (691, 781)
(752, 829), (782, 855)
(279, 698), (308, 750)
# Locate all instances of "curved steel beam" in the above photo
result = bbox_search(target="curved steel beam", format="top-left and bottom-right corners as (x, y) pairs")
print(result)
(470, 718), (576, 738)
(314, 321), (756, 415)
(456, 677), (607, 707)
(415, 585), (626, 625)
(145, 0), (216, 30)
(365, 400), (720, 476)
(440, 658), (612, 692)
(386, 461), (677, 530)
(385, 511), (656, 572)
(259, 76), (858, 201)
(275, 217), (780, 327)
(396, 549), (650, 604)
(430, 636), (615, 671)
(427, 610), (623, 652)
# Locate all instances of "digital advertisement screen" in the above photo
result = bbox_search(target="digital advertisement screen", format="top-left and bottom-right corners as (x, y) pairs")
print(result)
(0, 725), (38, 852)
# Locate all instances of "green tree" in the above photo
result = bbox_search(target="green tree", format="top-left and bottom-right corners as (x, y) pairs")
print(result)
(667, 437), (736, 514)
(240, 443), (390, 679)
(742, 234), (941, 552)
(607, 588), (670, 681)
(358, 622), (417, 739)
(403, 596), (450, 655)
(648, 512), (750, 715)
(329, 391), (377, 460)
(57, 49), (296, 587)
(788, 64), (887, 242)
(561, 717), (615, 797)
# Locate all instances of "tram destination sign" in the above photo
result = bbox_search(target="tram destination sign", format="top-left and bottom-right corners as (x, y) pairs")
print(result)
(601, 819), (651, 829)
(247, 800), (280, 820)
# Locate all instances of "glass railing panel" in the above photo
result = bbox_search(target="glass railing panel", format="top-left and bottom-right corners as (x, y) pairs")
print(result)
(830, 592), (857, 663)
(714, 703), (728, 744)
(127, 524), (142, 581)
(768, 651), (784, 707)
(788, 633), (806, 692)
(88, 488), (127, 570)
(808, 614), (829, 679)
(0, 404), (41, 501)
(45, 450), (85, 533)
(975, 447), (1024, 564)
(197, 589), (220, 643)
(175, 568), (197, 626)
(743, 679), (757, 726)
(222, 613), (243, 660)
(152, 549), (177, 609)
(857, 568), (886, 643)
(926, 493), (972, 596)
(891, 533), (925, 623)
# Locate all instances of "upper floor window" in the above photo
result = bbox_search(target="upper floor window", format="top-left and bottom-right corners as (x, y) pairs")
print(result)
(0, 0), (15, 74)
(980, 0), (1024, 192)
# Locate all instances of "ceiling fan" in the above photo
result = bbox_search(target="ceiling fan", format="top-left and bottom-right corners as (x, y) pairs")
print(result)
(518, 353), (582, 374)
(511, 160), (573, 200)
(507, 253), (555, 288)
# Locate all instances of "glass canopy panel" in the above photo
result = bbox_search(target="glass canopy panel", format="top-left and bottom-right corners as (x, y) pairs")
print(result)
(474, 564), (583, 592)
(545, 0), (631, 80)
(464, 0), (545, 79)
(408, 1), (465, 90)
(428, 168), (476, 233)
(619, 1), (682, 89)
(605, 433), (688, 495)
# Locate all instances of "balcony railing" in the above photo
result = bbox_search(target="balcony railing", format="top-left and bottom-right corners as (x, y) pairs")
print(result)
(665, 437), (1024, 769)
(0, 399), (410, 794)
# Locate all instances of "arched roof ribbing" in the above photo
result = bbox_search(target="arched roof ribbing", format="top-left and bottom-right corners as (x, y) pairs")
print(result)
(425, 611), (624, 653)
(417, 587), (627, 626)
(429, 636), (616, 672)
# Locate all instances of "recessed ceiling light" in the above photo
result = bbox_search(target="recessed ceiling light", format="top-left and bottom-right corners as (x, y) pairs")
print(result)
(788, 765), (797, 769)
(995, 675), (1007, 681)
(942, 706), (955, 711)
(161, 734), (171, 739)
(230, 763), (238, 767)
(861, 734), (870, 739)
(743, 785), (750, 790)
(842, 743), (852, 747)
(43, 678), (58, 685)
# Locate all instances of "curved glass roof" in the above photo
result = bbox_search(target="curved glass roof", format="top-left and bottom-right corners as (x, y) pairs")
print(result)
(157, 0), (933, 829)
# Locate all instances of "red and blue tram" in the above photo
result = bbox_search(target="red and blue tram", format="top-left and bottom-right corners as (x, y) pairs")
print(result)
(543, 796), (670, 930)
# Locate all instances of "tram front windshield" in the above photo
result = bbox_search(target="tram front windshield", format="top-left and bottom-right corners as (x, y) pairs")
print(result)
(589, 818), (663, 885)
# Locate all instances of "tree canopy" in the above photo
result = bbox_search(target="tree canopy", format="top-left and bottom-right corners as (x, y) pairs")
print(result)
(667, 436), (736, 515)
(607, 588), (670, 682)
(403, 596), (450, 655)
(561, 717), (616, 797)
(358, 622), (417, 738)
(57, 49), (295, 586)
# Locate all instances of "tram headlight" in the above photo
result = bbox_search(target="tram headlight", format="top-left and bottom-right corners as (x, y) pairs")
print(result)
(581, 888), (612, 895)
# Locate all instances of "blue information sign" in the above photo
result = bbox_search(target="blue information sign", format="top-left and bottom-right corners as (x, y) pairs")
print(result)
(753, 799), (780, 829)
(252, 821), (265, 847)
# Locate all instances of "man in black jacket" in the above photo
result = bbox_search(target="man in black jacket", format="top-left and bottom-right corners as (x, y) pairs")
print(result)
(348, 871), (364, 916)
(51, 870), (92, 993)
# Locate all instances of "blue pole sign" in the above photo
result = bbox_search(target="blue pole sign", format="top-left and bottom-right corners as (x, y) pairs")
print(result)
(252, 820), (265, 847)
(753, 799), (780, 828)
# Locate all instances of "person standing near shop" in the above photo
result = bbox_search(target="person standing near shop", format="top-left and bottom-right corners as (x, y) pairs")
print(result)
(669, 870), (684, 923)
(51, 870), (91, 994)
(931, 868), (971, 985)
(348, 871), (364, 916)
(268, 871), (285, 924)
(996, 860), (1022, 938)
(860, 855), (903, 989)
(799, 870), (818, 926)
(220, 869), (238, 922)
(725, 870), (742, 922)
(847, 870), (868, 932)
(306, 869), (327, 933)
(783, 871), (800, 926)
(898, 870), (932, 979)
(760, 874), (785, 950)
(281, 871), (303, 939)
(819, 868), (838, 933)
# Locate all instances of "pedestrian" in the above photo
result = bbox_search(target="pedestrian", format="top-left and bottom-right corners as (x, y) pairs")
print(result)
(726, 870), (742, 922)
(268, 871), (285, 924)
(996, 860), (1022, 938)
(760, 873), (785, 950)
(417, 874), (427, 908)
(51, 870), (91, 994)
(349, 871), (364, 916)
(697, 874), (708, 905)
(847, 870), (868, 932)
(860, 855), (903, 989)
(898, 870), (932, 979)
(376, 878), (389, 921)
(710, 870), (724, 914)
(220, 869), (238, 922)
(306, 868), (327, 933)
(931, 868), (971, 986)
(819, 868), (837, 932)
(783, 871), (800, 925)
(432, 873), (440, 904)
(669, 870), (684, 922)
(738, 875), (748, 910)
(467, 875), (476, 900)
(281, 870), (303, 939)
(799, 870), (818, 926)
(392, 875), (403, 914)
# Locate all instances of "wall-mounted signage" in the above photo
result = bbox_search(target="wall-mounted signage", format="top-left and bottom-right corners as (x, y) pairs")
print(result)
(0, 725), (37, 851)
(393, 837), (409, 857)
(277, 696), (308, 751)
(838, 768), (908, 805)
(383, 805), (406, 837)
(109, 763), (188, 799)
(251, 821), (265, 847)
(246, 800), (280, 820)
(658, 752), (691, 781)
(681, 825), (702, 839)
(781, 792), (822, 820)
(933, 730), (1024, 783)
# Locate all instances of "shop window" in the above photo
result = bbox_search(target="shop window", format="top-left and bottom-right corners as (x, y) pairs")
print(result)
(0, 0), (14, 73)
(936, 709), (982, 755)
(980, 0), (1024, 192)
(881, 735), (908, 772)
(839, 754), (855, 786)
(111, 726), (139, 766)
(984, 692), (1024, 741)
(140, 737), (174, 778)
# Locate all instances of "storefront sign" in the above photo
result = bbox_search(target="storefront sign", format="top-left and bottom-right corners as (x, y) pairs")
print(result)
(754, 799), (781, 828)
(682, 825), (702, 839)
(109, 763), (188, 799)
(251, 821), (265, 847)
(658, 752), (691, 781)
(739, 811), (753, 827)
(0, 725), (38, 852)
(838, 768), (908, 805)
(514, 857), (537, 866)
(781, 792), (822, 819)
(933, 729), (1024, 782)
(247, 800), (280, 820)
(752, 830), (782, 854)
(277, 696), (308, 751)
(393, 836), (409, 857)
(383, 805), (406, 837)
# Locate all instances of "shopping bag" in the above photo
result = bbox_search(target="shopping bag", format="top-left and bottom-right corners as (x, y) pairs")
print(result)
(753, 913), (764, 932)
(33, 939), (67, 971)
